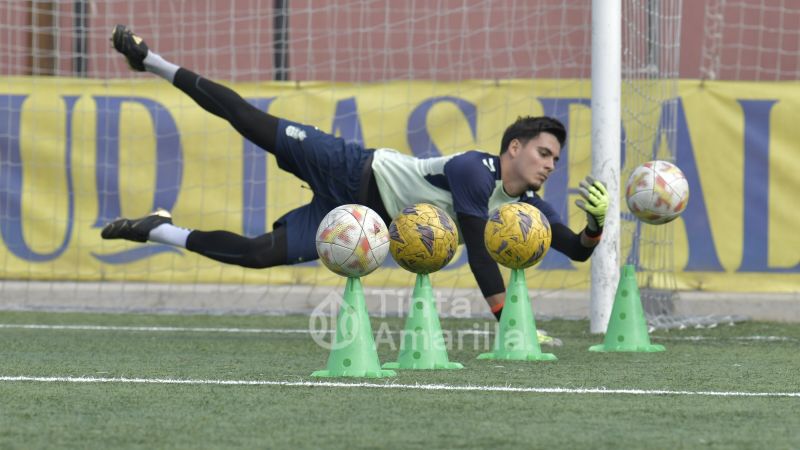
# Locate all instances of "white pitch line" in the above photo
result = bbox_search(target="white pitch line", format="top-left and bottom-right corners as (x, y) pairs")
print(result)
(0, 324), (321, 334)
(658, 335), (798, 342)
(0, 375), (798, 398)
(0, 323), (493, 335)
(1, 324), (795, 342)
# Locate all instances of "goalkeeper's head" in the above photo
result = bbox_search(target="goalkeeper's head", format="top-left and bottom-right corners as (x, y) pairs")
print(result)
(499, 116), (566, 155)
(498, 116), (566, 194)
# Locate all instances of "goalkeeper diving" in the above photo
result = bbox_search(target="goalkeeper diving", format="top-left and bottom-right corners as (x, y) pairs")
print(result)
(102, 25), (610, 331)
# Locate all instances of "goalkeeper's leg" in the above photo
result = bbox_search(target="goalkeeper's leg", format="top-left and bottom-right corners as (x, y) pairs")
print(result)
(102, 209), (290, 268)
(184, 227), (289, 268)
(181, 200), (329, 266)
(110, 25), (278, 157)
(102, 198), (332, 267)
(171, 67), (280, 157)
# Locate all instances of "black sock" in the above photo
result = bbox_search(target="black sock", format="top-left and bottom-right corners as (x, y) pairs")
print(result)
(186, 226), (288, 269)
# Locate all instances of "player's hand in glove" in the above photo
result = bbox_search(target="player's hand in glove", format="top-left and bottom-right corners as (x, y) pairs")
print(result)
(575, 176), (609, 233)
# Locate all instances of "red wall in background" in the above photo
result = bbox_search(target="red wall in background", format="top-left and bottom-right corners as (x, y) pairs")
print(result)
(1, 0), (797, 81)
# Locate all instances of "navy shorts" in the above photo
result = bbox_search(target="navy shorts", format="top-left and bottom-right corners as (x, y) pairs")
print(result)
(270, 119), (371, 264)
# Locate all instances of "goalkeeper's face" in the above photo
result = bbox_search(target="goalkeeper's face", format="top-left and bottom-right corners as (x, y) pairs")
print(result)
(505, 132), (561, 192)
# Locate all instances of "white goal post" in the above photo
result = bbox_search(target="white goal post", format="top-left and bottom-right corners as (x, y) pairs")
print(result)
(590, 0), (622, 334)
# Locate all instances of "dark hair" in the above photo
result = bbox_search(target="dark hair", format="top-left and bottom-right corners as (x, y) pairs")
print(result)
(499, 116), (566, 154)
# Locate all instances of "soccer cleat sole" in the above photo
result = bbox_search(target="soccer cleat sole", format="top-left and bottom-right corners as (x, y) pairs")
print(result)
(110, 24), (148, 72)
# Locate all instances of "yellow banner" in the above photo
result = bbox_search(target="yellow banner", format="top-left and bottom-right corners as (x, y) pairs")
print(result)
(0, 77), (798, 292)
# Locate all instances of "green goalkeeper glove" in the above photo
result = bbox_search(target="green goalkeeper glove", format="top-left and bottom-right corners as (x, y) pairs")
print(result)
(575, 175), (609, 232)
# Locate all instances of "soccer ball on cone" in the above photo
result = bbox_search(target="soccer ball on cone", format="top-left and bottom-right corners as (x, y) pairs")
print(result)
(625, 160), (689, 225)
(484, 202), (551, 269)
(389, 203), (459, 274)
(315, 204), (390, 277)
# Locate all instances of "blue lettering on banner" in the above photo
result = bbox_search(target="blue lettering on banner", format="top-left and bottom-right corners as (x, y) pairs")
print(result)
(242, 97), (275, 237)
(671, 98), (724, 272)
(0, 95), (76, 262)
(737, 99), (799, 273)
(2, 89), (797, 277)
(623, 98), (726, 273)
(92, 96), (183, 226)
(407, 96), (477, 159)
(90, 96), (184, 263)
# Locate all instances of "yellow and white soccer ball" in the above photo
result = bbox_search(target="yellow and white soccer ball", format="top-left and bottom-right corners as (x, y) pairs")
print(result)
(625, 160), (690, 225)
(484, 202), (551, 269)
(315, 204), (390, 277)
(389, 203), (459, 274)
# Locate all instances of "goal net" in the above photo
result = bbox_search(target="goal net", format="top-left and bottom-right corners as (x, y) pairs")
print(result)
(619, 0), (685, 327)
(3, 0), (789, 325)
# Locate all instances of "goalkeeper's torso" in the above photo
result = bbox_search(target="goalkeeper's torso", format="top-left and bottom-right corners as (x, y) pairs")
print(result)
(371, 149), (561, 239)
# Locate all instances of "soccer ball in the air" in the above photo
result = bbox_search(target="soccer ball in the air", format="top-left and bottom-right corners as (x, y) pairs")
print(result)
(389, 203), (459, 274)
(315, 204), (390, 277)
(625, 160), (689, 225)
(484, 202), (551, 269)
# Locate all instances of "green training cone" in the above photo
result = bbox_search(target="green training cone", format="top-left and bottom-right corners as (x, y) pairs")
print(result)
(478, 268), (556, 361)
(383, 273), (464, 370)
(589, 264), (665, 352)
(312, 277), (396, 378)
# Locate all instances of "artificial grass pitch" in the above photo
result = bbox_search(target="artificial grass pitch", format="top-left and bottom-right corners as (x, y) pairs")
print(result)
(0, 311), (798, 449)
